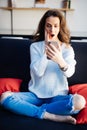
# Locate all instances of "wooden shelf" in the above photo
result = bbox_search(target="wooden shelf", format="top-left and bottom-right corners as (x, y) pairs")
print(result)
(0, 7), (74, 35)
(0, 7), (74, 11)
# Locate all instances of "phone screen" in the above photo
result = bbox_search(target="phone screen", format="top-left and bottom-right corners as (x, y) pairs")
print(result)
(49, 41), (58, 48)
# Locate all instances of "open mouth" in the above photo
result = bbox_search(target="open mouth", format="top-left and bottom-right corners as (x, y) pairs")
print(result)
(51, 34), (55, 37)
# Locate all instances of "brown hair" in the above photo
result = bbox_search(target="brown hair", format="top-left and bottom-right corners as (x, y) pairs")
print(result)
(33, 9), (70, 44)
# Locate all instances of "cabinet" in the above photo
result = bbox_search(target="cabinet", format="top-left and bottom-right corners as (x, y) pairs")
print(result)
(0, 7), (74, 35)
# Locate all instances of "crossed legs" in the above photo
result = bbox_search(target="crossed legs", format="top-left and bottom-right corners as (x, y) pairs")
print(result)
(0, 91), (86, 124)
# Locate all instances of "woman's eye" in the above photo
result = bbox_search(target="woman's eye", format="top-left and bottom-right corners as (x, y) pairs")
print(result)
(54, 25), (59, 28)
(47, 24), (51, 28)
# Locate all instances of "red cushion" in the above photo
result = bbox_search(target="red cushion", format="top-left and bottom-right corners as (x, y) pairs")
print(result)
(69, 84), (87, 124)
(0, 78), (22, 96)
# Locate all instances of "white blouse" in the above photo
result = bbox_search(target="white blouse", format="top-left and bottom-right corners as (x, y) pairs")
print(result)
(28, 41), (76, 98)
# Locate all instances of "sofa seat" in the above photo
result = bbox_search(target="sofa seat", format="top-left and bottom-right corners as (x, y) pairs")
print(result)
(0, 38), (87, 130)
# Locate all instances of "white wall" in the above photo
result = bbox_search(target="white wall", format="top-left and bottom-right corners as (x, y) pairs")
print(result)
(67, 0), (87, 36)
(0, 0), (87, 36)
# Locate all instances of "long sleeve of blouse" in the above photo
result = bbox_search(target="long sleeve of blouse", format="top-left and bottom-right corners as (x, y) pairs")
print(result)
(30, 41), (48, 77)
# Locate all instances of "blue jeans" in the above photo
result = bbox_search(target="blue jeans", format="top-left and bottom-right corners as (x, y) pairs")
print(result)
(0, 92), (78, 119)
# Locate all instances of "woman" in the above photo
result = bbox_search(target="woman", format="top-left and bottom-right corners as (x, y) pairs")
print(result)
(0, 9), (86, 124)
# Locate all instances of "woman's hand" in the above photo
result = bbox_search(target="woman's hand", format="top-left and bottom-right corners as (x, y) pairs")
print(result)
(45, 43), (68, 69)
(45, 30), (68, 68)
(45, 43), (62, 62)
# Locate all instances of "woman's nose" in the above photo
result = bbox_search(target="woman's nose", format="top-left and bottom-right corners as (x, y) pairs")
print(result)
(50, 26), (54, 32)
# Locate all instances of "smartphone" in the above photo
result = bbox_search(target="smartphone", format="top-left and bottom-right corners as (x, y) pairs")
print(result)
(48, 41), (58, 48)
(47, 41), (58, 60)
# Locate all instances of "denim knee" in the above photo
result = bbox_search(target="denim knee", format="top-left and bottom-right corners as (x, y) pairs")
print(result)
(46, 94), (76, 115)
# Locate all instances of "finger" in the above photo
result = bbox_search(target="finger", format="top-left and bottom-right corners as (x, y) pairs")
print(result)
(45, 30), (50, 42)
(45, 30), (47, 42)
(49, 43), (58, 52)
(46, 50), (53, 59)
(46, 45), (55, 55)
(57, 42), (61, 51)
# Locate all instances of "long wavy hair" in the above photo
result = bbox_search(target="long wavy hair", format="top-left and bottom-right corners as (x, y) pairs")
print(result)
(33, 9), (70, 44)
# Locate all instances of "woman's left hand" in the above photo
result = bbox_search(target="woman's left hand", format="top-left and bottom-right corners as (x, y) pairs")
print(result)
(45, 43), (62, 63)
(45, 43), (68, 69)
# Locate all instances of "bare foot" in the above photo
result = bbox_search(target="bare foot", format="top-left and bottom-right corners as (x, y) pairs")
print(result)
(43, 112), (76, 124)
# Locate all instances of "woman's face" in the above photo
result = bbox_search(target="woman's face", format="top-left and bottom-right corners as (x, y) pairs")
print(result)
(45, 16), (60, 40)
